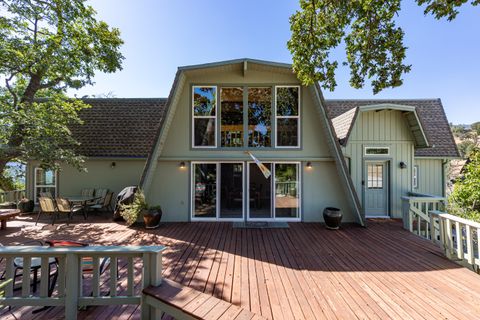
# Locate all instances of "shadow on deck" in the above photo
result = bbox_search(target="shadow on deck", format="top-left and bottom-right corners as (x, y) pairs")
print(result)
(1, 214), (480, 319)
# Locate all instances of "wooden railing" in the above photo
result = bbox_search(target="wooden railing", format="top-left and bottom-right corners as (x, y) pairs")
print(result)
(0, 245), (164, 319)
(401, 195), (446, 239)
(429, 211), (480, 272)
(0, 190), (25, 204)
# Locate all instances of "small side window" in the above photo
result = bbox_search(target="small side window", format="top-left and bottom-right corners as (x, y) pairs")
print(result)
(192, 86), (217, 148)
(413, 165), (419, 189)
(365, 147), (389, 155)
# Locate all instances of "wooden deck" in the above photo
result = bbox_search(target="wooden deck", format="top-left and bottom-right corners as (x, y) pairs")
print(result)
(1, 214), (480, 319)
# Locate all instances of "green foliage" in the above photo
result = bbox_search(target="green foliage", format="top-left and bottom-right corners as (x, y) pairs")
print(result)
(457, 140), (476, 158)
(0, 0), (124, 179)
(471, 122), (480, 135)
(449, 148), (480, 222)
(0, 162), (24, 191)
(288, 0), (478, 93)
(120, 189), (150, 226)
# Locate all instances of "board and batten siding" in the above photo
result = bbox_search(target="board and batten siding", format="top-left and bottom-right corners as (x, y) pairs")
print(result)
(343, 110), (415, 218)
(414, 158), (444, 196)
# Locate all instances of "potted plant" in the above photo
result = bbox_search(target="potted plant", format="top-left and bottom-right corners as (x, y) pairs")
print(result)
(323, 207), (343, 230)
(120, 190), (162, 229)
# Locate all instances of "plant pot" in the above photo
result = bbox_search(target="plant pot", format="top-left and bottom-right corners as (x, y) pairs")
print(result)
(143, 208), (162, 229)
(17, 199), (34, 213)
(323, 207), (343, 230)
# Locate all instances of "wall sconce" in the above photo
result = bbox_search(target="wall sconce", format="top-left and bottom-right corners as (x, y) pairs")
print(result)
(179, 161), (186, 169)
(110, 161), (116, 168)
(399, 161), (407, 169)
(306, 161), (312, 169)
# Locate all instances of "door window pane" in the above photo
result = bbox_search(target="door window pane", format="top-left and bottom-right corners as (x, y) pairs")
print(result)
(248, 88), (272, 147)
(275, 164), (299, 218)
(35, 168), (56, 203)
(367, 164), (383, 189)
(220, 163), (243, 219)
(193, 164), (216, 218)
(249, 163), (272, 219)
(221, 87), (243, 147)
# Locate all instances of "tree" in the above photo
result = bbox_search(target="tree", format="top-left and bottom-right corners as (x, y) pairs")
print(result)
(0, 0), (124, 191)
(449, 148), (480, 222)
(288, 0), (479, 93)
(471, 122), (480, 135)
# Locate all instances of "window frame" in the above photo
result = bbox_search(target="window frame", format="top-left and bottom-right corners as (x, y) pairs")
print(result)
(34, 167), (57, 204)
(413, 165), (419, 189)
(364, 147), (390, 156)
(274, 85), (301, 149)
(192, 85), (218, 149)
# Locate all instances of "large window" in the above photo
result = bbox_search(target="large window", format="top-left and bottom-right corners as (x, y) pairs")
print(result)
(221, 87), (244, 147)
(192, 85), (300, 149)
(248, 87), (272, 147)
(34, 168), (57, 203)
(275, 86), (300, 147)
(193, 86), (216, 147)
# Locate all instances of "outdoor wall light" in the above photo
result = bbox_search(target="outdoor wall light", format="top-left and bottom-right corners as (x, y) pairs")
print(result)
(306, 161), (312, 169)
(179, 161), (186, 169)
(399, 161), (407, 169)
(110, 161), (116, 168)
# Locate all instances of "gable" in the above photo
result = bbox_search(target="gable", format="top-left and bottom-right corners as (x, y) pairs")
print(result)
(325, 99), (459, 158)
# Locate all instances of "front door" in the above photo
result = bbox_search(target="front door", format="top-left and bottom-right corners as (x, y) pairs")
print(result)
(365, 161), (388, 217)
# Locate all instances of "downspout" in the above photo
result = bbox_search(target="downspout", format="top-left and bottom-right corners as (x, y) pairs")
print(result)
(442, 158), (448, 197)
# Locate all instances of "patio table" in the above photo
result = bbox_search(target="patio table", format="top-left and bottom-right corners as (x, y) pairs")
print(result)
(63, 195), (101, 219)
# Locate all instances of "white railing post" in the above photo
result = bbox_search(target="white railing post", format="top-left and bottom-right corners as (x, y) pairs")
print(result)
(65, 252), (80, 320)
(466, 225), (474, 265)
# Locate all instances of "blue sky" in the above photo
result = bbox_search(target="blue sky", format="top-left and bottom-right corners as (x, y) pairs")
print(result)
(75, 0), (480, 124)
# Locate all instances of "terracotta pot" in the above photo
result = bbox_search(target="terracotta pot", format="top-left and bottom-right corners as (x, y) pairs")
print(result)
(323, 207), (343, 230)
(143, 208), (162, 229)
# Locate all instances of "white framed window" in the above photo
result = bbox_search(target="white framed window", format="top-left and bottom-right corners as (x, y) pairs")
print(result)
(275, 86), (300, 148)
(34, 168), (57, 203)
(192, 86), (217, 148)
(413, 165), (419, 189)
(365, 147), (389, 156)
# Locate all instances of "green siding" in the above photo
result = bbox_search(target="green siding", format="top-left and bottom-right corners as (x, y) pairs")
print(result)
(148, 66), (354, 222)
(344, 110), (415, 218)
(414, 158), (444, 196)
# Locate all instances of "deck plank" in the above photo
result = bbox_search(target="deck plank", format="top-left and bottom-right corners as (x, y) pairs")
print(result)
(2, 216), (480, 319)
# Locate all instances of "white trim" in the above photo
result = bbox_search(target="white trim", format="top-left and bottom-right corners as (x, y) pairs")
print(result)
(364, 146), (390, 156)
(274, 85), (301, 149)
(33, 167), (58, 204)
(413, 165), (419, 189)
(192, 85), (217, 148)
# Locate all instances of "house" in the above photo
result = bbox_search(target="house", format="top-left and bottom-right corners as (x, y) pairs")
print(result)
(25, 59), (459, 225)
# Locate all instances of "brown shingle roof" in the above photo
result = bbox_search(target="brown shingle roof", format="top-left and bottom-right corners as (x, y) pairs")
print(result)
(324, 99), (459, 158)
(70, 98), (166, 158)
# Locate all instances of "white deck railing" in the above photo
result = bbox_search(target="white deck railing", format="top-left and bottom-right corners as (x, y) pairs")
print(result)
(0, 245), (164, 319)
(0, 190), (25, 204)
(401, 195), (446, 239)
(429, 211), (480, 272)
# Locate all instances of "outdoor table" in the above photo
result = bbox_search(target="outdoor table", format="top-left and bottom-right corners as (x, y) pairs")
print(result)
(63, 195), (101, 219)
(0, 209), (20, 230)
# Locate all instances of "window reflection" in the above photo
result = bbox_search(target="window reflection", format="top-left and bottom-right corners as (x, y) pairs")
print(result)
(248, 87), (271, 147)
(221, 87), (243, 147)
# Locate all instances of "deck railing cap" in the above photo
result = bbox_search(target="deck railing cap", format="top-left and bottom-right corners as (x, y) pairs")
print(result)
(0, 245), (166, 254)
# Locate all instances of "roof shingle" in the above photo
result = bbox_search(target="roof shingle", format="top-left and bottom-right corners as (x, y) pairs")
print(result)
(70, 98), (166, 158)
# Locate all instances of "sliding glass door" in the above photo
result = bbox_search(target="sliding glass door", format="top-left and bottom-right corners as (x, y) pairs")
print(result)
(192, 162), (244, 221)
(247, 162), (300, 221)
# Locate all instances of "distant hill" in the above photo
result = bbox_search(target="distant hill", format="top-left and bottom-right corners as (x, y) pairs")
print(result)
(450, 122), (480, 158)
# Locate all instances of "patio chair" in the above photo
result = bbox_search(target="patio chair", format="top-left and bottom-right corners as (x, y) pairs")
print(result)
(81, 189), (94, 197)
(55, 197), (86, 221)
(94, 189), (108, 204)
(39, 191), (53, 198)
(89, 192), (114, 212)
(35, 197), (58, 225)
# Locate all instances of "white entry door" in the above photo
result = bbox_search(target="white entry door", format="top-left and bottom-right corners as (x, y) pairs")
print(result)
(365, 161), (389, 217)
